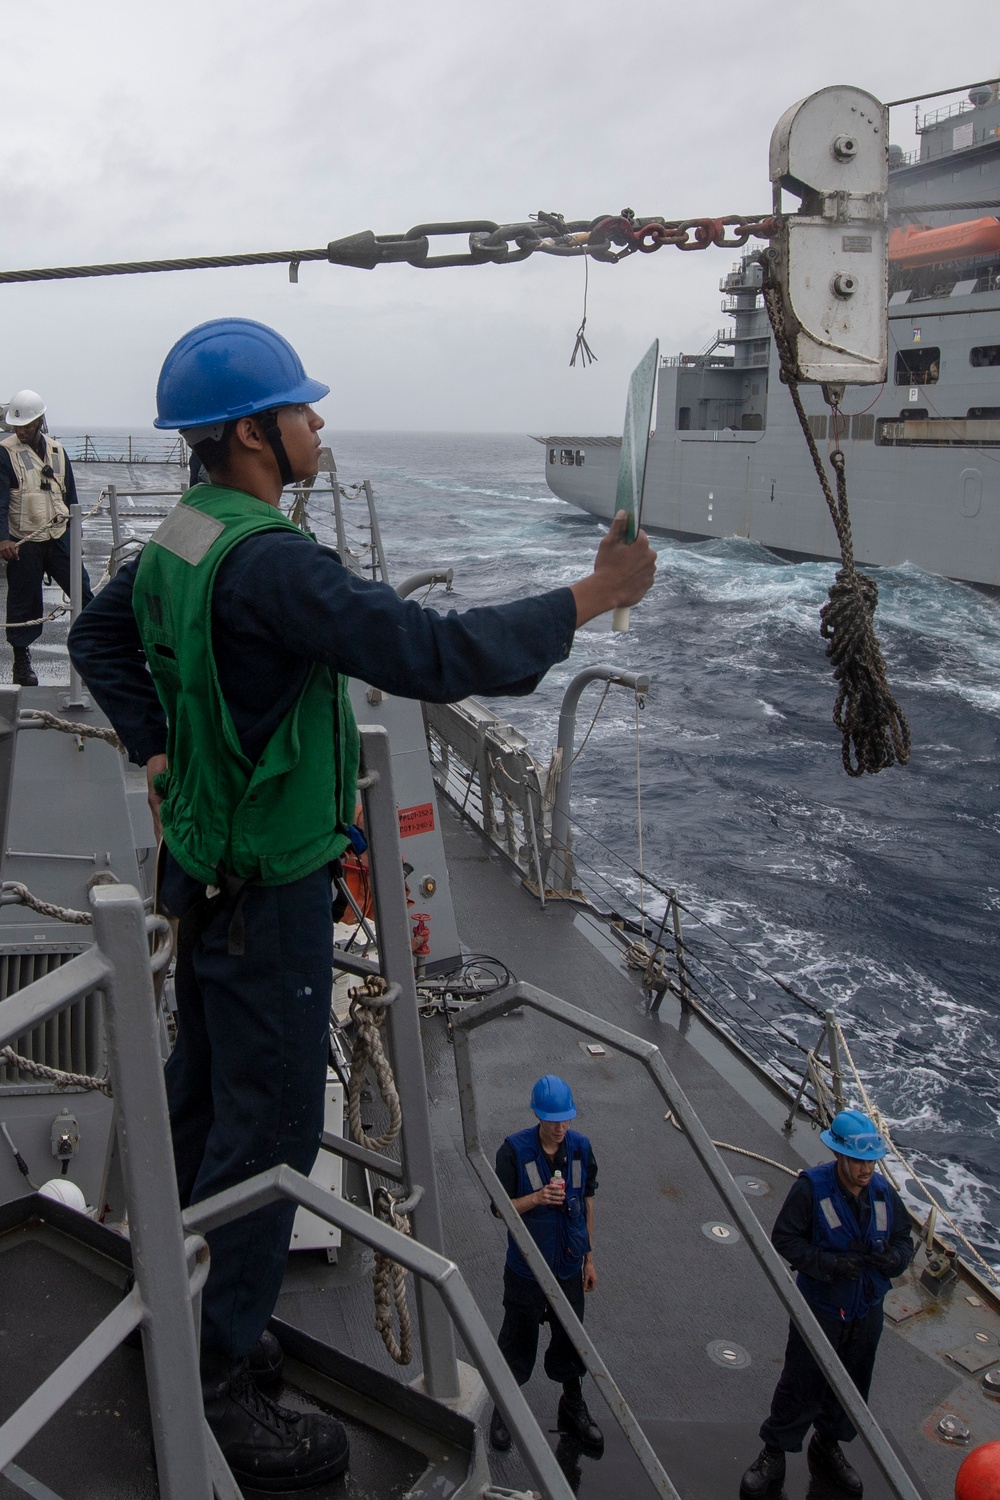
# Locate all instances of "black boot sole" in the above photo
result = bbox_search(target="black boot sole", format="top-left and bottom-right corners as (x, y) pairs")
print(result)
(226, 1441), (350, 1492)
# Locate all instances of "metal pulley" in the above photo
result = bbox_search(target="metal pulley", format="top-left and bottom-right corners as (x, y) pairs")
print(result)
(767, 84), (888, 385)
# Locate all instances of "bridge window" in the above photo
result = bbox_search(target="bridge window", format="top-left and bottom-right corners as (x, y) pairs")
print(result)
(894, 347), (940, 384)
(807, 414), (828, 440)
(548, 448), (556, 464)
(969, 407), (1000, 419)
(560, 449), (585, 466)
(970, 345), (1000, 367)
(851, 414), (875, 440)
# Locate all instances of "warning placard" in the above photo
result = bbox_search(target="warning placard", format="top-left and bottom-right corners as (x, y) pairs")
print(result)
(398, 802), (435, 839)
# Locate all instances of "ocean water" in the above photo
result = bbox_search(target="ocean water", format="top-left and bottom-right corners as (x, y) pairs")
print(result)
(63, 430), (1000, 1264)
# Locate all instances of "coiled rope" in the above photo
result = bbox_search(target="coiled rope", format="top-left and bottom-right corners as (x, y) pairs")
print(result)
(372, 1186), (413, 1365)
(347, 975), (402, 1151)
(762, 271), (910, 776)
(346, 974), (412, 1362)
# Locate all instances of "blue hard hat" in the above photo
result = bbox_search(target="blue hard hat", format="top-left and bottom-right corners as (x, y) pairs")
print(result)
(154, 317), (330, 430)
(530, 1075), (576, 1122)
(820, 1109), (888, 1162)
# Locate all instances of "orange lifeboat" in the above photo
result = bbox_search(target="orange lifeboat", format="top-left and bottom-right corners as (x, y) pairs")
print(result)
(889, 216), (1000, 268)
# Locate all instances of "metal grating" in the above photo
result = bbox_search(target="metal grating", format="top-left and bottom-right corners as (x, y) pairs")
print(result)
(0, 949), (106, 1089)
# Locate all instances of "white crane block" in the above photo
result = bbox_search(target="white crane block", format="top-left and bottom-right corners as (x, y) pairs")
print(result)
(768, 85), (887, 385)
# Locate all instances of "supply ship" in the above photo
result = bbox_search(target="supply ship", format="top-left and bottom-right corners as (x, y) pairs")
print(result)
(0, 82), (998, 1500)
(542, 83), (1000, 589)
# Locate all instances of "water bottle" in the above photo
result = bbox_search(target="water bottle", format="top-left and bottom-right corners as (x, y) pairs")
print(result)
(552, 1169), (565, 1202)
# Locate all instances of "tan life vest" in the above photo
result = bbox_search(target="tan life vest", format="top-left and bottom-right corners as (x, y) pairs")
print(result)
(0, 433), (69, 542)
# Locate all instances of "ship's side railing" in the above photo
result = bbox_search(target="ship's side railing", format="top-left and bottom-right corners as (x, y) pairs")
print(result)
(0, 726), (583, 1500)
(451, 981), (925, 1500)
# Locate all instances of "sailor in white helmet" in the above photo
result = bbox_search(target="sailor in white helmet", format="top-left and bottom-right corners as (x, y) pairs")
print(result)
(0, 390), (93, 685)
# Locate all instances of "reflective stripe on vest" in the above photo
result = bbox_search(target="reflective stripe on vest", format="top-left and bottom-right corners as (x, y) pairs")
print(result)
(523, 1160), (543, 1192)
(819, 1197), (842, 1231)
(0, 434), (68, 541)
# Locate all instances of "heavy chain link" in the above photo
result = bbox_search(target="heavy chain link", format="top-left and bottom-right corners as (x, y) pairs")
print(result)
(327, 210), (782, 270)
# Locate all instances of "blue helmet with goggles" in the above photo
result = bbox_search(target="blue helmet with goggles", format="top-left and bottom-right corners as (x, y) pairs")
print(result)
(820, 1109), (888, 1162)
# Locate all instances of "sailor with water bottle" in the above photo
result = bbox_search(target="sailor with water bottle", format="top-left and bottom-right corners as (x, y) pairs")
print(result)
(489, 1074), (602, 1456)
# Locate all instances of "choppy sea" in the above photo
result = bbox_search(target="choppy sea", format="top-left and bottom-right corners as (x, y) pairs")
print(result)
(60, 428), (1000, 1266)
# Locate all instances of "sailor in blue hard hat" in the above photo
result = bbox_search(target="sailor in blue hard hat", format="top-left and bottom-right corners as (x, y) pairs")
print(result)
(67, 319), (656, 1492)
(488, 1075), (603, 1457)
(741, 1109), (915, 1499)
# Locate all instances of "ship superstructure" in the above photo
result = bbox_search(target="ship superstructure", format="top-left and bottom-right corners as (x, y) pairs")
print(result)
(543, 83), (1000, 587)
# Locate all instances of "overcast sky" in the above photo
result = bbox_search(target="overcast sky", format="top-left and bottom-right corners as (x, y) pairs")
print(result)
(2, 1), (994, 431)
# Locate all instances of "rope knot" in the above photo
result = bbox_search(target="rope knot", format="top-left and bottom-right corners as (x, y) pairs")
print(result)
(819, 568), (910, 777)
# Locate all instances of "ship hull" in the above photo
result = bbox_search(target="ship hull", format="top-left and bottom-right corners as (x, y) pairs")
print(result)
(545, 294), (1000, 588)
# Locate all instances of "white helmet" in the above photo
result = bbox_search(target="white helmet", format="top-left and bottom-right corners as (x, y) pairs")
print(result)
(5, 389), (46, 428)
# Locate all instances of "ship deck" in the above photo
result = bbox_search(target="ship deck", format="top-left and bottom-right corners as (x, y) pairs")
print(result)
(3, 766), (1000, 1499)
(276, 793), (1000, 1498)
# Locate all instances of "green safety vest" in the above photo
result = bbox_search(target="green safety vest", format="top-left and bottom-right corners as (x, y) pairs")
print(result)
(133, 484), (359, 886)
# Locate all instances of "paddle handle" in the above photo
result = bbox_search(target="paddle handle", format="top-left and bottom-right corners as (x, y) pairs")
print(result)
(612, 606), (631, 633)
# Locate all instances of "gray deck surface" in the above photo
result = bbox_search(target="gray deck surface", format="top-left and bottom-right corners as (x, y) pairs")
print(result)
(282, 793), (1000, 1500)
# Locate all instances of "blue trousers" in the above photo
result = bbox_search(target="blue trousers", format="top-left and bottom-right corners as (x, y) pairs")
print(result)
(760, 1305), (884, 1451)
(5, 531), (93, 647)
(162, 856), (334, 1359)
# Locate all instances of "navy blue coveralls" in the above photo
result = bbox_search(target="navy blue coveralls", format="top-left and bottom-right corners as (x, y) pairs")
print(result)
(494, 1125), (598, 1387)
(0, 443), (93, 648)
(760, 1162), (914, 1451)
(69, 525), (576, 1360)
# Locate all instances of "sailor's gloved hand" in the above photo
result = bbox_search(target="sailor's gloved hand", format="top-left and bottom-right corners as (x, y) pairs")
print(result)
(832, 1254), (863, 1280)
(864, 1248), (902, 1276)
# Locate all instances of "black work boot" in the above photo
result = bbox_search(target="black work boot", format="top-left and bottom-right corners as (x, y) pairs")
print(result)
(557, 1391), (604, 1453)
(740, 1446), (786, 1497)
(489, 1405), (511, 1451)
(808, 1434), (863, 1495)
(202, 1356), (349, 1492)
(12, 648), (36, 687)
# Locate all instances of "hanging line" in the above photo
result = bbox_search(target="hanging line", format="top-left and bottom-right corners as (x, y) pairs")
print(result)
(570, 255), (597, 368)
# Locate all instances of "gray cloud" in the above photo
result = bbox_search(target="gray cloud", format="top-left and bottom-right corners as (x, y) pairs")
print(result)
(0, 0), (991, 429)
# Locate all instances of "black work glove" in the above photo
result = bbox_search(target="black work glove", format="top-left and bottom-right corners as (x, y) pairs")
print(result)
(832, 1253), (863, 1280)
(864, 1248), (901, 1276)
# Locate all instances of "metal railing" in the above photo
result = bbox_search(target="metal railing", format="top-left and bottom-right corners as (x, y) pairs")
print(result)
(451, 981), (923, 1500)
(0, 725), (586, 1500)
(59, 434), (189, 465)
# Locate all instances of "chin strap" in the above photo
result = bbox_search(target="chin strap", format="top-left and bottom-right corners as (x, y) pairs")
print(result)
(257, 409), (293, 488)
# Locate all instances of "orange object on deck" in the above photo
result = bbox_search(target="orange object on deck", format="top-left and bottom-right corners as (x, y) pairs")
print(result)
(956, 1441), (1000, 1500)
(340, 854), (373, 920)
(889, 217), (1000, 269)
